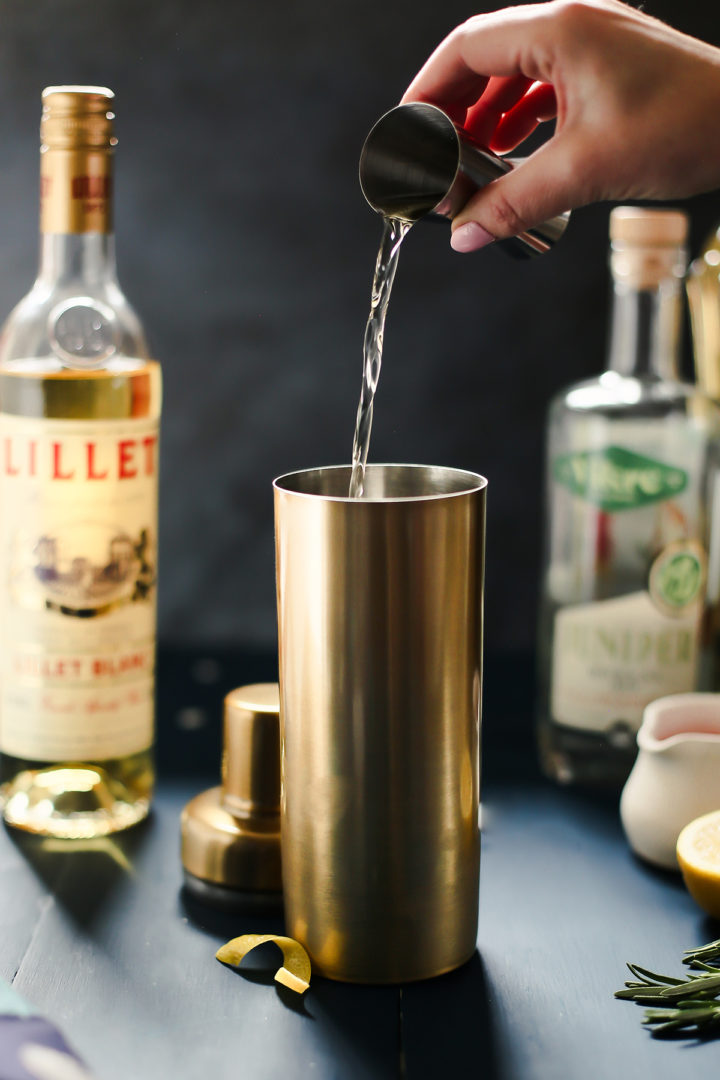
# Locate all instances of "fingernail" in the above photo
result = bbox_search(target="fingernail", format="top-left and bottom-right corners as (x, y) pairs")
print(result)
(450, 222), (496, 253)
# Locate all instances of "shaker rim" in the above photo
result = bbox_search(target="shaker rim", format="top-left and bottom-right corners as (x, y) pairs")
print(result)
(273, 462), (488, 503)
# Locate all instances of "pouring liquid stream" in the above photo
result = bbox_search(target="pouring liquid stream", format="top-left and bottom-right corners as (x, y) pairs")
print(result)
(349, 215), (411, 498)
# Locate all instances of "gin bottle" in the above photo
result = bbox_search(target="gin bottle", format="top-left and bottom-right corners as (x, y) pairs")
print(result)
(537, 206), (720, 787)
(0, 87), (161, 836)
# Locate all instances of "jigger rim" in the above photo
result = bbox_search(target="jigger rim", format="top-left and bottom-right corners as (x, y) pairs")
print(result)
(359, 101), (463, 219)
(273, 463), (488, 503)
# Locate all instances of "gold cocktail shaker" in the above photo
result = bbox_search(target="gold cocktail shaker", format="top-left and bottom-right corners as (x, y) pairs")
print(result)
(274, 464), (486, 983)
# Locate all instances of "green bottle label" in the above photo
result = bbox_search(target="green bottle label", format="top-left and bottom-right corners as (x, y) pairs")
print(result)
(552, 445), (688, 511)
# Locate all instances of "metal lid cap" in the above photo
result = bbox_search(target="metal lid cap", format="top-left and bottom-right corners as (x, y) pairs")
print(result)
(222, 682), (280, 818)
(41, 85), (116, 151)
(180, 682), (282, 894)
(181, 786), (281, 892)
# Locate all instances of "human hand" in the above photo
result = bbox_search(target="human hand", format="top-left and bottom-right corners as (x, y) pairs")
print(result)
(400, 0), (720, 251)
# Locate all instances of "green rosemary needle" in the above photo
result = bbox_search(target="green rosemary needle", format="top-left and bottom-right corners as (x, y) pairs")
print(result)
(616, 939), (720, 1038)
(683, 938), (720, 969)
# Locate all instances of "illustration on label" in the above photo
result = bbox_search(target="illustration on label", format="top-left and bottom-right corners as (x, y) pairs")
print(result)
(11, 522), (155, 617)
(648, 539), (706, 618)
(553, 445), (688, 511)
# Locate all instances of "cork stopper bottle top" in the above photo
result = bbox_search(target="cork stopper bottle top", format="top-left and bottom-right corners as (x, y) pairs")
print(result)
(610, 207), (688, 289)
(610, 206), (688, 247)
(180, 683), (282, 903)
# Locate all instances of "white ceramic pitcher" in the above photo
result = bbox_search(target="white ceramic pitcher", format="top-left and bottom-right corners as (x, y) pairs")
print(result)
(620, 693), (720, 870)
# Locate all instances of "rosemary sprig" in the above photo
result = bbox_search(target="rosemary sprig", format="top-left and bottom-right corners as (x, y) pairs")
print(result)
(616, 940), (720, 1038)
(643, 1001), (720, 1037)
(683, 938), (720, 970)
(616, 971), (720, 1004)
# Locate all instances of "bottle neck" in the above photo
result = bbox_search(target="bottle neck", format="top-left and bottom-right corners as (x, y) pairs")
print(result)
(37, 232), (117, 287)
(38, 145), (116, 286)
(607, 246), (685, 380)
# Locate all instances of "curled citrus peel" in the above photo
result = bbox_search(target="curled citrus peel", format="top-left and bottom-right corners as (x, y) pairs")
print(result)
(216, 933), (311, 994)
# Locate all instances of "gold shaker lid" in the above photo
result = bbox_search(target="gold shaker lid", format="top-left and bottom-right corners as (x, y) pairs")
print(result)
(41, 85), (116, 151)
(181, 683), (282, 893)
(223, 683), (281, 818)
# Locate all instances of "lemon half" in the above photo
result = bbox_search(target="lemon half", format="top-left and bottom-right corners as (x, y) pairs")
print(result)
(676, 810), (720, 919)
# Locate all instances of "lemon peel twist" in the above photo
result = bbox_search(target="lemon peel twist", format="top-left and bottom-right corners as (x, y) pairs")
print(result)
(216, 933), (312, 994)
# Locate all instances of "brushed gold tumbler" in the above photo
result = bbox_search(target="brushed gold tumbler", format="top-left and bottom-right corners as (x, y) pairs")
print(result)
(273, 464), (486, 983)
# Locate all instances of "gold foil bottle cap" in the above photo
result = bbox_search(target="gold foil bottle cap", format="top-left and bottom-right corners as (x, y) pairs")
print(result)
(181, 683), (282, 908)
(41, 85), (116, 151)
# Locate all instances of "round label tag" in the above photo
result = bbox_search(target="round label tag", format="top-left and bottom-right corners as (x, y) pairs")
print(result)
(648, 539), (707, 617)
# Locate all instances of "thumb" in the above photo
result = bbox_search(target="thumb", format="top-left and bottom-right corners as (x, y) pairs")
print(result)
(450, 135), (581, 252)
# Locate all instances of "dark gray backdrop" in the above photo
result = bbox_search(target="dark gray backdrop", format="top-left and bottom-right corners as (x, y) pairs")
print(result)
(0, 0), (717, 657)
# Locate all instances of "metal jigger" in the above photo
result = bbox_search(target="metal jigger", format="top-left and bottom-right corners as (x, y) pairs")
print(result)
(181, 683), (282, 910)
(359, 101), (569, 257)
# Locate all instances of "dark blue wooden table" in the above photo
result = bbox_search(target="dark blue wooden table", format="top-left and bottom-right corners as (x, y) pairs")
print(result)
(1, 651), (719, 1079)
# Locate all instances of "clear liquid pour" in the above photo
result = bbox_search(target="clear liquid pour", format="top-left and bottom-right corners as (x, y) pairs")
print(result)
(349, 216), (411, 498)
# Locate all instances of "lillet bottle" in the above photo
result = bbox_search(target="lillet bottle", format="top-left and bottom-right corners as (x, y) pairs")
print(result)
(538, 206), (720, 787)
(0, 86), (161, 836)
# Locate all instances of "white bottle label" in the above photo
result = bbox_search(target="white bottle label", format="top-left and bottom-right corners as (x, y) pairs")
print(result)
(0, 413), (158, 761)
(551, 591), (700, 734)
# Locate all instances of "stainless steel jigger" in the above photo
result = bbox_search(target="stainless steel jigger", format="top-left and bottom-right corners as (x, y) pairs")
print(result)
(359, 101), (569, 257)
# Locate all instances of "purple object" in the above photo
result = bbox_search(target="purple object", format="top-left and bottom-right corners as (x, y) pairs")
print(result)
(0, 1006), (96, 1080)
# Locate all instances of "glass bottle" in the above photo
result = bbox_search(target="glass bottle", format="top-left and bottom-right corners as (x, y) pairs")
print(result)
(0, 86), (161, 836)
(537, 206), (720, 787)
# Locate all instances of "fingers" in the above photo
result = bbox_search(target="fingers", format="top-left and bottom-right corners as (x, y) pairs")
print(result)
(449, 133), (578, 251)
(489, 82), (558, 153)
(400, 25), (486, 125)
(401, 6), (557, 116)
(463, 74), (534, 147)
(400, 23), (487, 119)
